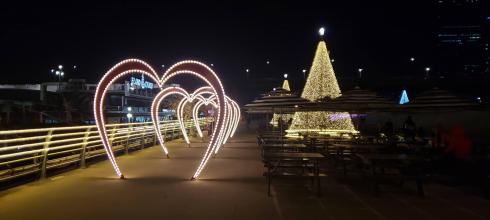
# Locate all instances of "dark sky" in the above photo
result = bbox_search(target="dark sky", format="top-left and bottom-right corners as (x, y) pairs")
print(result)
(1, 0), (436, 100)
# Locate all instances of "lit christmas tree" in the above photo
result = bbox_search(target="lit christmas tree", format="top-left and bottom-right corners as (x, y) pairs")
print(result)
(282, 73), (290, 91)
(287, 28), (357, 136)
(270, 74), (292, 127)
(399, 89), (409, 104)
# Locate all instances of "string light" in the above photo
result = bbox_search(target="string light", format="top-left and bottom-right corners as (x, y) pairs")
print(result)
(282, 79), (290, 91)
(151, 86), (191, 157)
(288, 39), (357, 136)
(95, 59), (236, 180)
(94, 59), (161, 178)
(399, 89), (409, 105)
(159, 61), (228, 179)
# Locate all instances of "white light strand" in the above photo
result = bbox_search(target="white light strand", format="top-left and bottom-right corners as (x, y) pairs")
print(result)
(95, 59), (237, 180)
(94, 59), (162, 178)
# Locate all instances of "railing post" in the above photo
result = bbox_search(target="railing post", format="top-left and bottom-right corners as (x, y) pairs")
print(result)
(153, 123), (157, 146)
(163, 122), (167, 142)
(80, 127), (91, 169)
(109, 125), (118, 145)
(40, 130), (53, 179)
(125, 124), (132, 154)
(141, 124), (146, 150)
(172, 123), (175, 140)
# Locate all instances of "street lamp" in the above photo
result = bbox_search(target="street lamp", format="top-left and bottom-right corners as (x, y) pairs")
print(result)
(358, 68), (364, 79)
(53, 65), (65, 92)
(410, 57), (415, 62)
(318, 27), (325, 36)
(245, 68), (250, 73)
(284, 73), (288, 79)
(425, 67), (431, 78)
(302, 69), (307, 79)
(126, 113), (133, 123)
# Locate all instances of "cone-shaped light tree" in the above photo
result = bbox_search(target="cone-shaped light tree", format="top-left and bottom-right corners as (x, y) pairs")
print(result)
(287, 28), (357, 136)
(270, 74), (292, 127)
(399, 89), (409, 105)
(282, 73), (291, 91)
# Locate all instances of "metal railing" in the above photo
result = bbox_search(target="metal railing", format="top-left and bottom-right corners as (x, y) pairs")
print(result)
(0, 118), (212, 182)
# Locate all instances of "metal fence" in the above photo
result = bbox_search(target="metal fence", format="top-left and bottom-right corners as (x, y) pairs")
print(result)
(0, 118), (212, 182)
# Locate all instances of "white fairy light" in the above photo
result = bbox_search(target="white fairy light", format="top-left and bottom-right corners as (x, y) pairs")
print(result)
(94, 59), (161, 178)
(94, 59), (237, 180)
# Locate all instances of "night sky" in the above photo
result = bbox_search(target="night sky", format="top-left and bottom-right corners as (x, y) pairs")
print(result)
(1, 1), (436, 101)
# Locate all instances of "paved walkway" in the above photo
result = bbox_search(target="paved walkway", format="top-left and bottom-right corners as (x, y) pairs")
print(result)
(1, 129), (490, 220)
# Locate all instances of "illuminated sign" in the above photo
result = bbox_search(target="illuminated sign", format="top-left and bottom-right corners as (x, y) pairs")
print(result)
(131, 74), (154, 89)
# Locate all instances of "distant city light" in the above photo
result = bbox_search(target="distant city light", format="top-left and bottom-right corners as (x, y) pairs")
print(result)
(126, 113), (133, 118)
(302, 69), (307, 73)
(331, 59), (335, 63)
(410, 57), (415, 62)
(210, 63), (214, 67)
(55, 70), (60, 75)
(127, 107), (132, 112)
(266, 60), (270, 64)
(161, 64), (165, 68)
(358, 68), (363, 73)
(58, 65), (63, 69)
(50, 69), (55, 73)
(425, 67), (431, 71)
(284, 73), (288, 78)
(73, 65), (77, 69)
(318, 27), (325, 36)
(245, 69), (250, 73)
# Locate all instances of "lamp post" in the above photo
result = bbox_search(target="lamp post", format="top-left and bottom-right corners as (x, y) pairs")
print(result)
(302, 69), (307, 79)
(126, 113), (133, 123)
(425, 67), (431, 78)
(53, 65), (64, 92)
(126, 107), (132, 122)
(358, 68), (363, 79)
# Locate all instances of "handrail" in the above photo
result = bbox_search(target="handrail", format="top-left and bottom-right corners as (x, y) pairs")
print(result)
(0, 118), (213, 182)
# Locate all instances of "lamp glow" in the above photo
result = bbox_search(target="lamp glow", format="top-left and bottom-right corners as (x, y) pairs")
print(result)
(319, 27), (325, 36)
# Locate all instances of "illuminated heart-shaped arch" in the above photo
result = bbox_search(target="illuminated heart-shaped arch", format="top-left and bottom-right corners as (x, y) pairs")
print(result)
(159, 61), (227, 179)
(175, 87), (216, 145)
(228, 99), (241, 138)
(178, 94), (239, 149)
(150, 86), (192, 157)
(192, 97), (218, 138)
(94, 59), (230, 180)
(94, 59), (163, 178)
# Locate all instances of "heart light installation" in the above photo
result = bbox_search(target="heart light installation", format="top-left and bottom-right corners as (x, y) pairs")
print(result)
(94, 59), (233, 180)
(174, 90), (240, 150)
